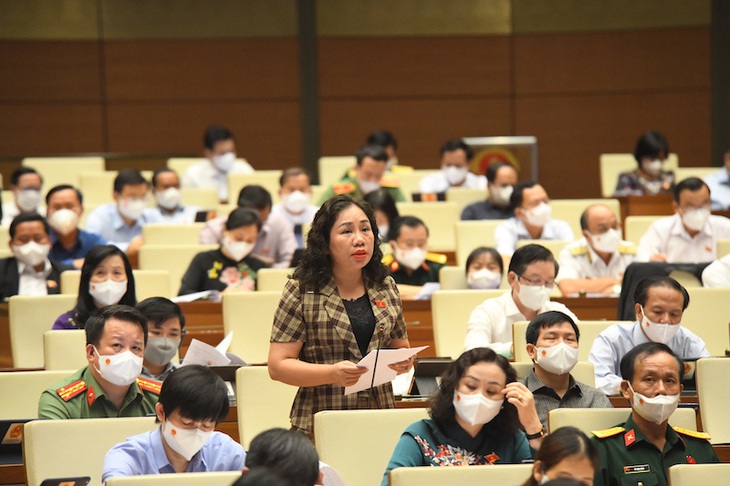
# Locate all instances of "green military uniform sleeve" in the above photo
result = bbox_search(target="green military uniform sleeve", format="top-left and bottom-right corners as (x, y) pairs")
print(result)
(38, 388), (74, 419)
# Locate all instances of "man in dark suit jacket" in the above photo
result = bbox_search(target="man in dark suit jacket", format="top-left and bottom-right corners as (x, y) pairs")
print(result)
(0, 211), (69, 301)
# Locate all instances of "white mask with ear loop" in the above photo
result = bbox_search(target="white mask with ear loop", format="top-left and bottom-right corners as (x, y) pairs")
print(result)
(452, 390), (503, 426)
(628, 382), (679, 425)
(639, 306), (680, 344)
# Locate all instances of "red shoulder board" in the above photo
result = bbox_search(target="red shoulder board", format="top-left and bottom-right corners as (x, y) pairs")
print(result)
(56, 380), (87, 402)
(136, 377), (162, 395)
(332, 182), (356, 195)
(380, 175), (400, 188)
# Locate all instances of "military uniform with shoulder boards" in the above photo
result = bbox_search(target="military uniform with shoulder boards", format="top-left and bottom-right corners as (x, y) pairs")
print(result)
(317, 174), (406, 205)
(384, 252), (447, 286)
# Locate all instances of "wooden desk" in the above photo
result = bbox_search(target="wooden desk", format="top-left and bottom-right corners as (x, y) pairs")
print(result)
(554, 296), (620, 321)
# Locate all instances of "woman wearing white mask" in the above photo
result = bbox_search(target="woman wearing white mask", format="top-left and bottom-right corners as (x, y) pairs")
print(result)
(179, 208), (269, 296)
(52, 245), (136, 330)
(465, 246), (503, 290)
(522, 427), (598, 486)
(381, 348), (533, 484)
(614, 131), (675, 196)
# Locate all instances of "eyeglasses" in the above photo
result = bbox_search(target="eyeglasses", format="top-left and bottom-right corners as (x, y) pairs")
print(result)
(517, 274), (555, 289)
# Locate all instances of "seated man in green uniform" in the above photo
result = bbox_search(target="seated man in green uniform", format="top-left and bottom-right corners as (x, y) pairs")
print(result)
(384, 216), (446, 298)
(591, 342), (718, 486)
(317, 144), (406, 205)
(38, 305), (160, 419)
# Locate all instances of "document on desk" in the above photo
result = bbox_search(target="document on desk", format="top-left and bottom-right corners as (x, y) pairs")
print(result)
(181, 332), (233, 367)
(344, 345), (428, 395)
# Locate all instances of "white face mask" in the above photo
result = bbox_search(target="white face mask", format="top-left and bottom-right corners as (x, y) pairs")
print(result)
(642, 159), (663, 177)
(539, 475), (551, 485)
(522, 202), (551, 227)
(223, 236), (254, 261)
(681, 207), (710, 232)
(93, 346), (143, 387)
(212, 152), (236, 173)
(394, 244), (426, 270)
(48, 208), (80, 235)
(144, 337), (179, 366)
(155, 187), (181, 210)
(467, 269), (501, 290)
(358, 179), (381, 195)
(517, 280), (552, 311)
(588, 228), (621, 254)
(162, 419), (212, 461)
(452, 389), (502, 426)
(16, 189), (42, 212)
(13, 241), (50, 267)
(639, 306), (680, 344)
(534, 342), (579, 375)
(444, 166), (468, 186)
(282, 190), (310, 214)
(377, 225), (389, 239)
(386, 158), (398, 170)
(490, 184), (513, 206)
(89, 279), (128, 306)
(628, 382), (679, 425)
(118, 198), (146, 221)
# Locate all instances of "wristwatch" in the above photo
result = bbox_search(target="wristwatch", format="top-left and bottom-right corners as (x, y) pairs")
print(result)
(525, 426), (546, 440)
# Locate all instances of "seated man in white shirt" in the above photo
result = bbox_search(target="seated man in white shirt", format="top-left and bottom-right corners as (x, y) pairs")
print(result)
(270, 168), (319, 248)
(1, 167), (45, 226)
(150, 168), (201, 224)
(703, 147), (730, 210)
(464, 243), (578, 358)
(557, 204), (636, 296)
(0, 212), (68, 300)
(588, 276), (709, 395)
(181, 125), (254, 202)
(636, 177), (730, 263)
(494, 181), (574, 257)
(419, 139), (486, 194)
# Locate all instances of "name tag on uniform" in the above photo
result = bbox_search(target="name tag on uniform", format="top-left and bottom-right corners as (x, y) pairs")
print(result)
(624, 464), (650, 474)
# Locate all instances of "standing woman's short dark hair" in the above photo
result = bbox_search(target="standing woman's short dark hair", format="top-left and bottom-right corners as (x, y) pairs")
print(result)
(293, 194), (387, 291)
(522, 426), (599, 486)
(363, 189), (399, 241)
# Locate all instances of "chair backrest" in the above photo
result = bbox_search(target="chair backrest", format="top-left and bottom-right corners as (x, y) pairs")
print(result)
(717, 239), (730, 258)
(547, 407), (696, 434)
(431, 289), (507, 358)
(512, 320), (628, 362)
(515, 239), (570, 259)
(22, 156), (105, 189)
(681, 288), (730, 356)
(599, 153), (678, 197)
(388, 463), (533, 486)
(235, 365), (298, 448)
(624, 215), (663, 245)
(397, 170), (441, 201)
(0, 370), (75, 419)
(141, 223), (206, 245)
(551, 198), (621, 238)
(228, 170), (283, 204)
(179, 187), (219, 210)
(512, 361), (595, 387)
(106, 472), (243, 486)
(438, 266), (508, 291)
(0, 225), (8, 246)
(138, 244), (218, 295)
(223, 291), (282, 364)
(696, 357), (730, 444)
(314, 409), (430, 486)
(668, 464), (730, 484)
(78, 171), (117, 206)
(455, 220), (503, 267)
(317, 156), (355, 187)
(395, 202), (460, 252)
(9, 294), (77, 368)
(23, 416), (157, 486)
(60, 269), (173, 300)
(255, 267), (291, 292)
(674, 166), (719, 182)
(446, 187), (486, 210)
(44, 330), (87, 370)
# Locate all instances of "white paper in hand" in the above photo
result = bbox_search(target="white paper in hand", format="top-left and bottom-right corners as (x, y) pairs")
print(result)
(344, 345), (427, 395)
(181, 331), (233, 367)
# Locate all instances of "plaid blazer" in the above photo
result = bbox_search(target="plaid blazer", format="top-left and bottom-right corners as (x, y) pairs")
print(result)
(271, 275), (408, 435)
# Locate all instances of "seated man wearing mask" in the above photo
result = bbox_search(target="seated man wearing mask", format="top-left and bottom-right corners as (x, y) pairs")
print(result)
(419, 139), (486, 194)
(495, 181), (574, 257)
(46, 184), (107, 269)
(1, 167), (45, 226)
(150, 168), (200, 224)
(591, 342), (718, 486)
(38, 305), (160, 419)
(465, 244), (578, 359)
(137, 297), (185, 381)
(0, 212), (69, 300)
(270, 167), (319, 248)
(523, 311), (612, 431)
(461, 161), (518, 220)
(556, 204), (636, 296)
(588, 276), (709, 395)
(103, 365), (245, 479)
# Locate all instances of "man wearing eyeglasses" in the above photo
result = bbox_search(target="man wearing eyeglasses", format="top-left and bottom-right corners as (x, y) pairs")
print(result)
(464, 244), (578, 359)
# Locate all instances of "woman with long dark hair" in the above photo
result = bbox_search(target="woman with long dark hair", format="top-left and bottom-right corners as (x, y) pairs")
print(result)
(522, 426), (598, 486)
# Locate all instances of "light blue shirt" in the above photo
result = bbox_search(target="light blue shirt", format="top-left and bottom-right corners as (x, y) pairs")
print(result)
(494, 217), (574, 256)
(149, 205), (201, 224)
(704, 168), (730, 210)
(588, 321), (710, 396)
(102, 428), (245, 481)
(84, 203), (162, 251)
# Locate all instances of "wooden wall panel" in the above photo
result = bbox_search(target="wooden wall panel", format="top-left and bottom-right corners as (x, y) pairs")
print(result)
(104, 40), (299, 101)
(318, 37), (511, 98)
(105, 101), (301, 169)
(320, 98), (513, 168)
(514, 28), (710, 95)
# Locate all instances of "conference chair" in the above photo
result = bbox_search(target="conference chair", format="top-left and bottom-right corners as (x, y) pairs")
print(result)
(512, 320), (628, 362)
(681, 288), (730, 357)
(674, 167), (718, 182)
(79, 171), (117, 206)
(388, 463), (533, 486)
(599, 153), (678, 198)
(515, 239), (570, 259)
(179, 187), (219, 210)
(696, 358), (730, 444)
(623, 215), (663, 245)
(23, 416), (157, 486)
(314, 408), (429, 486)
(141, 223), (206, 245)
(235, 365), (297, 448)
(22, 156), (105, 189)
(455, 220), (502, 267)
(550, 198), (621, 238)
(546, 407), (697, 435)
(0, 370), (74, 419)
(60, 269), (173, 300)
(223, 291), (282, 364)
(396, 169), (441, 201)
(138, 244), (217, 296)
(512, 361), (596, 387)
(255, 267), (291, 292)
(317, 156), (356, 188)
(43, 330), (87, 371)
(106, 472), (242, 486)
(395, 201), (460, 252)
(668, 464), (730, 484)
(227, 170), (283, 205)
(445, 187), (485, 210)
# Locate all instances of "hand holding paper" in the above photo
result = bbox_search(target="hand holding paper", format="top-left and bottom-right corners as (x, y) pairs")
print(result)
(344, 346), (428, 395)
